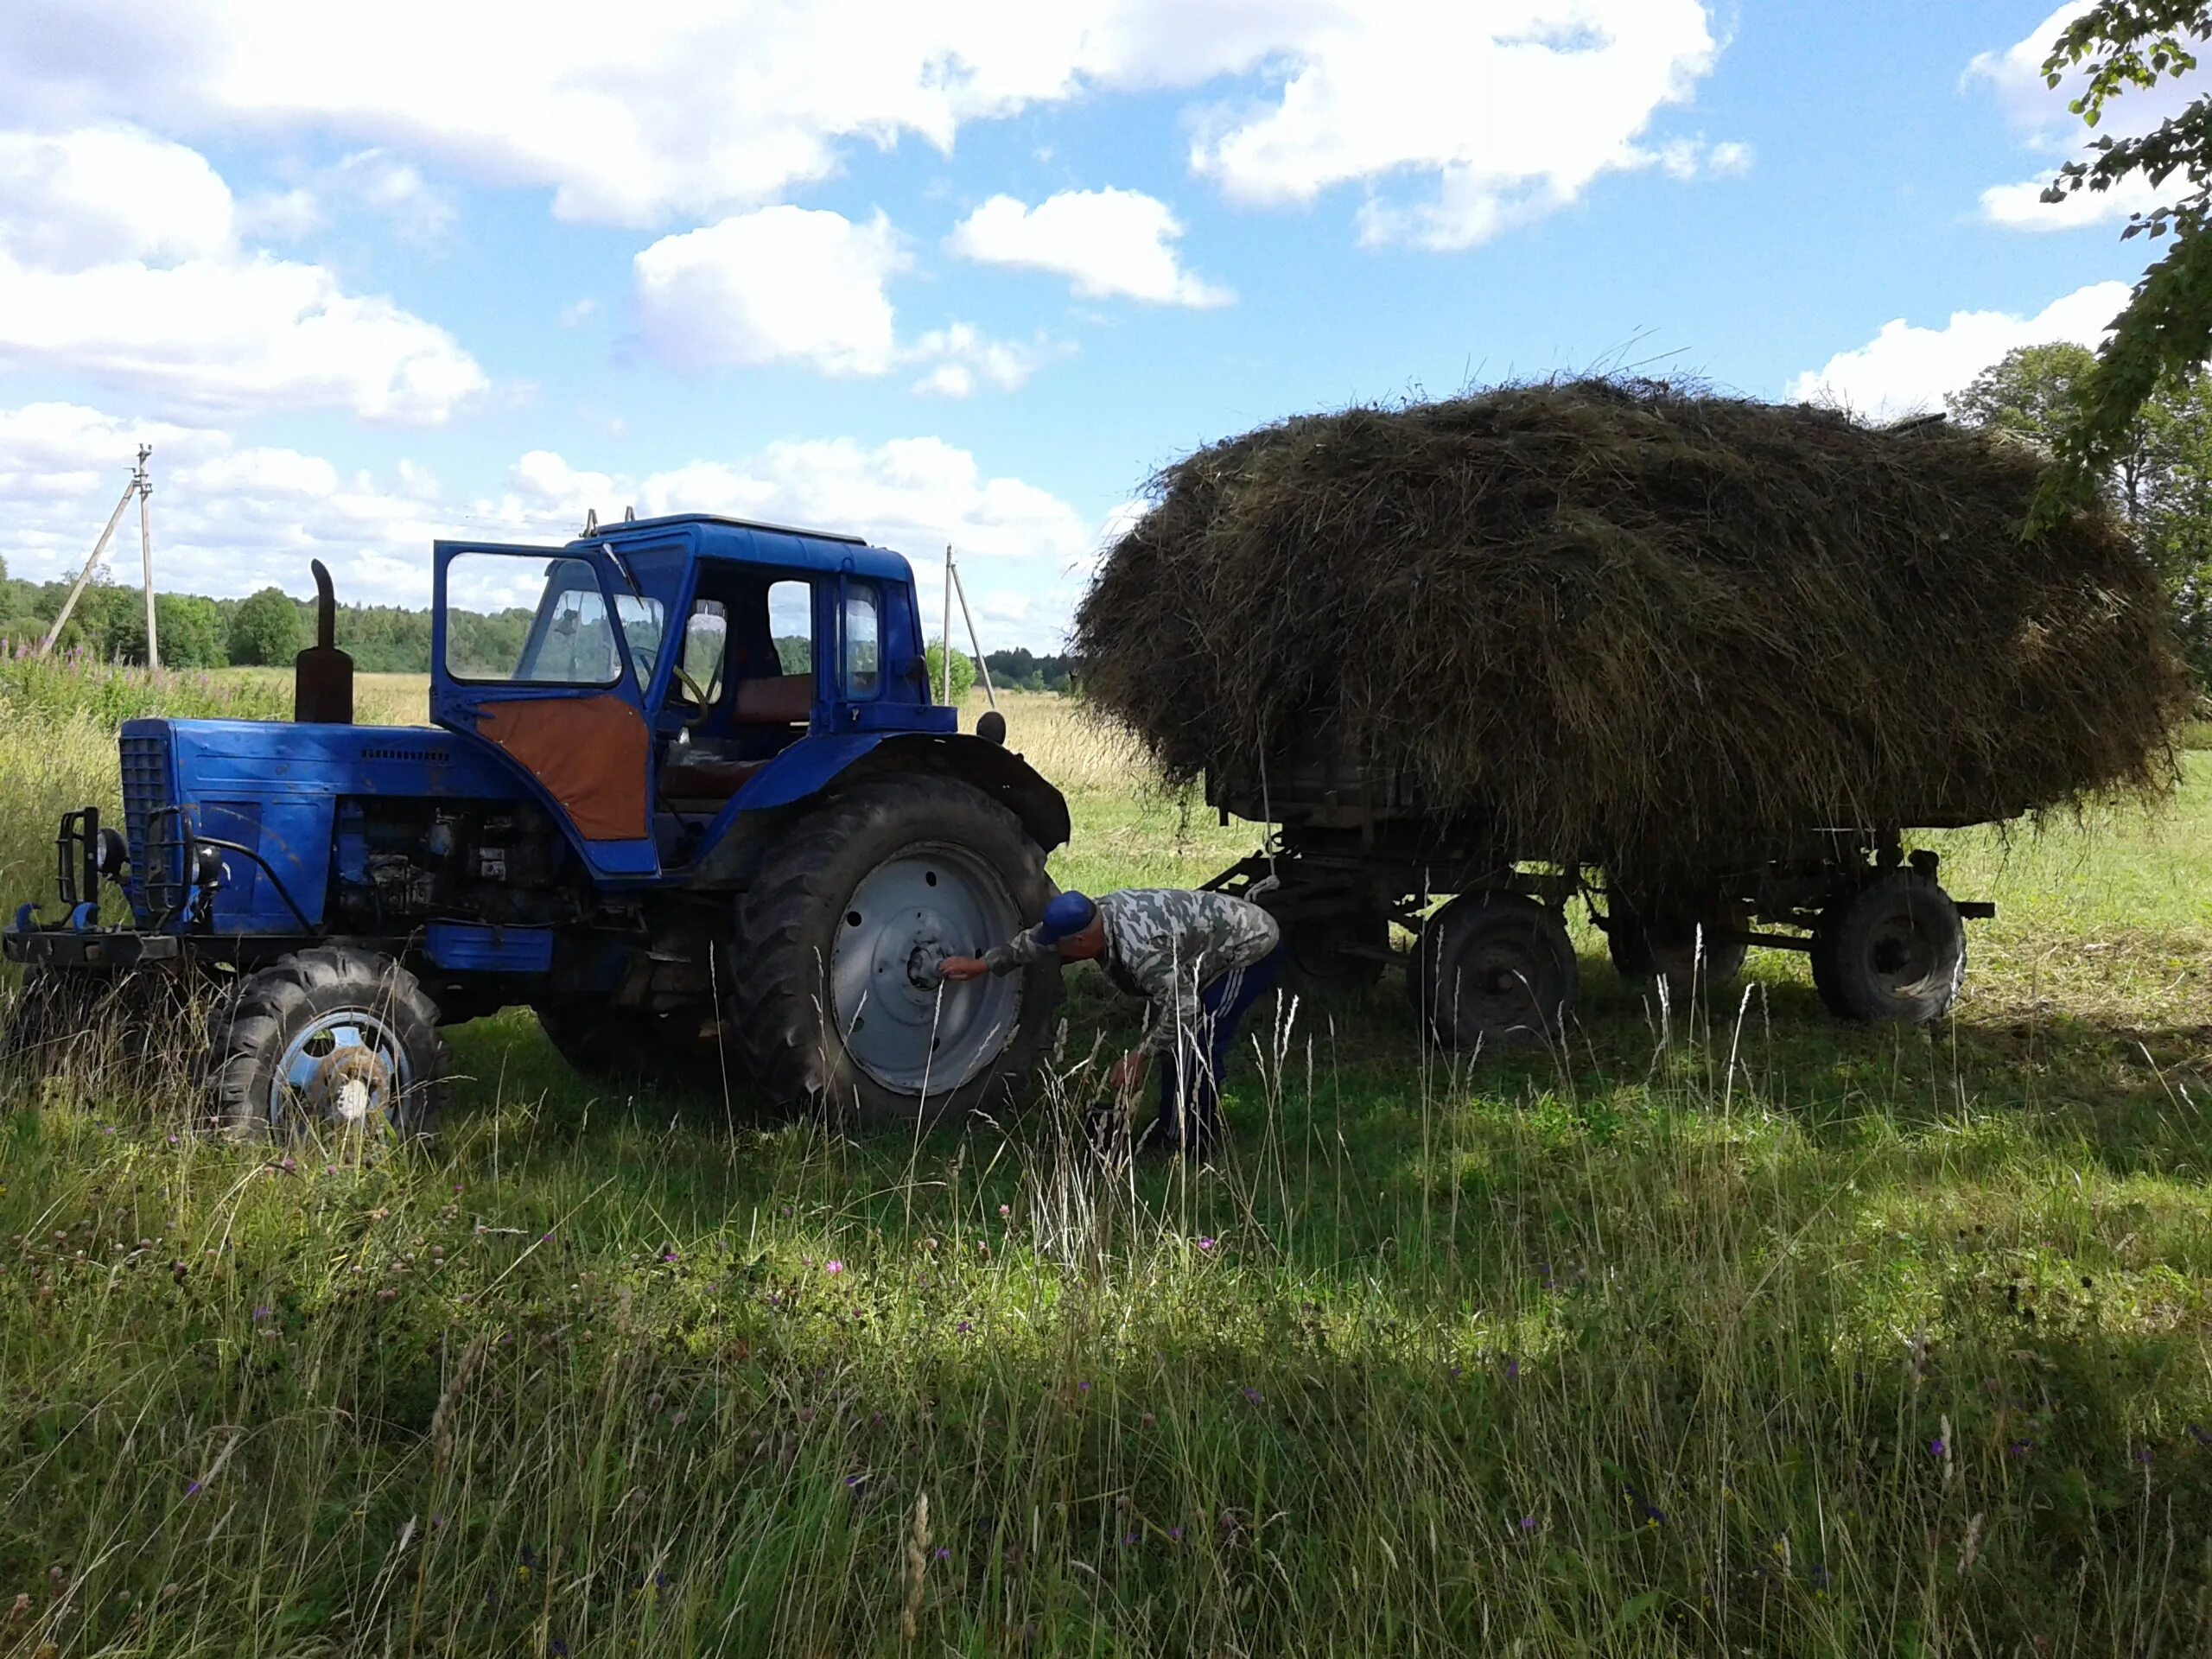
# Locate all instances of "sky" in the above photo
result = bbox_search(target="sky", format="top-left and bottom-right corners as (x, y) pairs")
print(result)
(0, 1), (2183, 649)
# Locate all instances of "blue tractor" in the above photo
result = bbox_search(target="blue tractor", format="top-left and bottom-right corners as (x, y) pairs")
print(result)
(3, 515), (1070, 1137)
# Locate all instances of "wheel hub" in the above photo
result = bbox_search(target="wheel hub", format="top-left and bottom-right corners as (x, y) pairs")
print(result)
(273, 1011), (407, 1132)
(828, 845), (1023, 1096)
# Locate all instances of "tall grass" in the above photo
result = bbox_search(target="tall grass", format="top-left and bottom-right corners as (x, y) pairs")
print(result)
(3, 678), (2210, 1654)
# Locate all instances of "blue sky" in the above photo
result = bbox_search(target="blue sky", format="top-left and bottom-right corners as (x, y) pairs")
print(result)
(0, 1), (2171, 646)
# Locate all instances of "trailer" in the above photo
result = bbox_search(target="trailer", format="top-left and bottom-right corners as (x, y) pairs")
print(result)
(1198, 747), (1993, 1050)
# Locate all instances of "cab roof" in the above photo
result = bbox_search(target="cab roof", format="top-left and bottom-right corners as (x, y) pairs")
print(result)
(581, 512), (914, 582)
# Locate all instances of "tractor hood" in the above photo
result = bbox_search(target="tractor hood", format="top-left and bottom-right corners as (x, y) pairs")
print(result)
(118, 718), (527, 929)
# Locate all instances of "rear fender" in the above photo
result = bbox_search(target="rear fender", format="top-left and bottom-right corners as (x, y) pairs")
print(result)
(693, 731), (1070, 883)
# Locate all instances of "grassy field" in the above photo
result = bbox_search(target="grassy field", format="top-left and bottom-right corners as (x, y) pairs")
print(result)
(4, 671), (2212, 1655)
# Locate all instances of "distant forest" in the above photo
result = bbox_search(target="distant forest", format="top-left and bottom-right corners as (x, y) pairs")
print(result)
(0, 560), (1074, 689)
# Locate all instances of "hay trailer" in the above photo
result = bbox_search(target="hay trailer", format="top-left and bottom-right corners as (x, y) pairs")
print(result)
(3, 515), (1069, 1136)
(1198, 748), (1995, 1049)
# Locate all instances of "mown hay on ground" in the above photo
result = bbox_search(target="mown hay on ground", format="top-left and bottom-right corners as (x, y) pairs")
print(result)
(1074, 379), (2190, 874)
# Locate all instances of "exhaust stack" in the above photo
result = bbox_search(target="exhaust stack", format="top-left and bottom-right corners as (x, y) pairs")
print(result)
(293, 558), (354, 725)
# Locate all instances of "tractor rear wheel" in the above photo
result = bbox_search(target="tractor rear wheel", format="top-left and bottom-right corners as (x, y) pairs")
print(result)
(1405, 892), (1577, 1051)
(729, 777), (1058, 1127)
(205, 947), (448, 1141)
(1810, 871), (1965, 1024)
(537, 1003), (728, 1092)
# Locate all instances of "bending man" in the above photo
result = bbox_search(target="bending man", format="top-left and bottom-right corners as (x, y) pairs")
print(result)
(938, 889), (1283, 1154)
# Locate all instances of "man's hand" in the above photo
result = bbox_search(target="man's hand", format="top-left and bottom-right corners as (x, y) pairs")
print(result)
(1109, 1049), (1150, 1093)
(936, 957), (991, 984)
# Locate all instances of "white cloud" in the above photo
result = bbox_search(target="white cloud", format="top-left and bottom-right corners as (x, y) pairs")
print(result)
(1966, 6), (2196, 232)
(635, 207), (906, 375)
(0, 1), (1723, 250)
(1979, 171), (2161, 231)
(1196, 0), (1719, 250)
(331, 149), (455, 241)
(558, 297), (597, 327)
(0, 126), (485, 423)
(0, 250), (488, 423)
(1786, 281), (2131, 419)
(948, 188), (1232, 306)
(0, 127), (232, 268)
(635, 206), (1042, 392)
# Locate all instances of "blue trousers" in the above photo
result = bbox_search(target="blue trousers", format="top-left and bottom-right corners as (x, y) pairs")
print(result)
(1157, 943), (1286, 1149)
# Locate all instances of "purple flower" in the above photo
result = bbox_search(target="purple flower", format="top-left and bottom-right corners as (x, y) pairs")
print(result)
(1168, 1527), (1183, 1541)
(1240, 1387), (1262, 1406)
(1929, 1438), (1947, 1458)
(1504, 1357), (1519, 1381)
(1517, 1516), (1537, 1532)
(825, 1260), (843, 1275)
(1077, 1380), (1090, 1394)
(1197, 1236), (1215, 1252)
(2008, 1440), (2033, 1459)
(183, 1481), (202, 1498)
(251, 1306), (272, 1322)
(956, 1319), (972, 1335)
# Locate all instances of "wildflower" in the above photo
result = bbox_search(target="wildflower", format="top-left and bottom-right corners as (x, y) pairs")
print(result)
(251, 1306), (272, 1322)
(825, 1259), (843, 1275)
(1504, 1357), (1519, 1381)
(956, 1319), (972, 1335)
(1929, 1437), (1947, 1458)
(1808, 1563), (1832, 1593)
(1240, 1387), (1262, 1406)
(1197, 1236), (1215, 1252)
(998, 1205), (1011, 1219)
(2135, 1447), (2155, 1467)
(184, 1481), (202, 1498)
(1517, 1516), (1537, 1533)
(276, 1157), (296, 1173)
(1140, 1412), (1157, 1429)
(933, 1546), (950, 1560)
(2008, 1440), (2033, 1459)
(1077, 1380), (1091, 1394)
(1121, 1531), (1138, 1546)
(166, 1135), (178, 1147)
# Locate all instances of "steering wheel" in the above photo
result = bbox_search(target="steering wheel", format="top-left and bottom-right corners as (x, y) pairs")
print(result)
(670, 664), (715, 728)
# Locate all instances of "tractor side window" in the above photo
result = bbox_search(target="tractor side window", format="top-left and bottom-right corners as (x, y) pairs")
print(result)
(768, 581), (812, 675)
(678, 600), (728, 703)
(844, 582), (880, 697)
(445, 553), (626, 686)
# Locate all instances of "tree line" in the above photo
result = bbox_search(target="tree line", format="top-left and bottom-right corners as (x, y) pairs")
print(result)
(0, 568), (1082, 689)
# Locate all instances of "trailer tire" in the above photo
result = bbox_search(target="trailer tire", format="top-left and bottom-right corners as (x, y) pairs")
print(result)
(729, 776), (1058, 1128)
(536, 1004), (728, 1093)
(1607, 897), (1747, 995)
(1810, 872), (1965, 1025)
(1406, 892), (1577, 1051)
(206, 947), (448, 1142)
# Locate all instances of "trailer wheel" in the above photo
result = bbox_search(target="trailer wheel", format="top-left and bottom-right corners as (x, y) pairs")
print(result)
(1810, 872), (1965, 1024)
(536, 1004), (728, 1092)
(1405, 892), (1578, 1050)
(1608, 897), (1747, 995)
(206, 947), (448, 1141)
(1280, 909), (1389, 996)
(729, 776), (1058, 1127)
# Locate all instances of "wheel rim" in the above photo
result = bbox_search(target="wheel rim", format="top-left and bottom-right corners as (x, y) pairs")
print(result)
(1429, 925), (1553, 1037)
(270, 1007), (410, 1132)
(828, 842), (1025, 1096)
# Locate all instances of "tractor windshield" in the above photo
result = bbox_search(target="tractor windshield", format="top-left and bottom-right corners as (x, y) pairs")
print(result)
(444, 551), (664, 689)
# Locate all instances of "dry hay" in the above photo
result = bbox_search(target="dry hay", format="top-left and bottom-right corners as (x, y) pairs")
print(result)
(1073, 379), (2190, 875)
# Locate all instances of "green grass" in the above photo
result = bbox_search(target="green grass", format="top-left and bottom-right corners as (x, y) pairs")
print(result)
(4, 687), (2212, 1654)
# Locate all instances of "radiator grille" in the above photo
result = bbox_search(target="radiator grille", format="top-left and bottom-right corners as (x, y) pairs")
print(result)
(118, 731), (173, 913)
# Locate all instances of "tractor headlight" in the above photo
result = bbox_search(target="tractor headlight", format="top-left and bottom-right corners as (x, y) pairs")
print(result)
(93, 826), (129, 878)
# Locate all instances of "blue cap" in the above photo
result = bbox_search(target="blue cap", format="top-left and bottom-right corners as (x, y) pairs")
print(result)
(1037, 891), (1096, 943)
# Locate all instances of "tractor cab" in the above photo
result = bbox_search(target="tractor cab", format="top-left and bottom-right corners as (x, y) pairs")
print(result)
(430, 515), (958, 880)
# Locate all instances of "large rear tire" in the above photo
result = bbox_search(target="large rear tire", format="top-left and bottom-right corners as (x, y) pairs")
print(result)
(206, 947), (448, 1141)
(1810, 871), (1965, 1025)
(1405, 892), (1577, 1051)
(729, 777), (1058, 1127)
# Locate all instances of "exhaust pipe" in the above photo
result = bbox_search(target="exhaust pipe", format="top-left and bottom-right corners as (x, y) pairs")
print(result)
(293, 558), (355, 725)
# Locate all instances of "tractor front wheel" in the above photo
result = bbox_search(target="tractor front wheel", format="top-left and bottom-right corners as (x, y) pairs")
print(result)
(729, 777), (1057, 1127)
(206, 947), (448, 1141)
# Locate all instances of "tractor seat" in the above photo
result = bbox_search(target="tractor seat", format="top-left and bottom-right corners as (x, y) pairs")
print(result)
(659, 756), (770, 801)
(731, 674), (813, 725)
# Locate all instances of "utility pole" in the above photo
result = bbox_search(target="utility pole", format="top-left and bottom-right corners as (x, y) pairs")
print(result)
(40, 448), (152, 658)
(940, 544), (955, 705)
(949, 553), (995, 710)
(135, 445), (156, 669)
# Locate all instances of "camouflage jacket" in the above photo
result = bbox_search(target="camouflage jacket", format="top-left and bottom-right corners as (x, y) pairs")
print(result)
(985, 888), (1281, 1055)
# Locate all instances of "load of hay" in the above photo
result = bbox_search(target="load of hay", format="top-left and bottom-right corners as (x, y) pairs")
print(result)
(1074, 379), (2189, 874)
